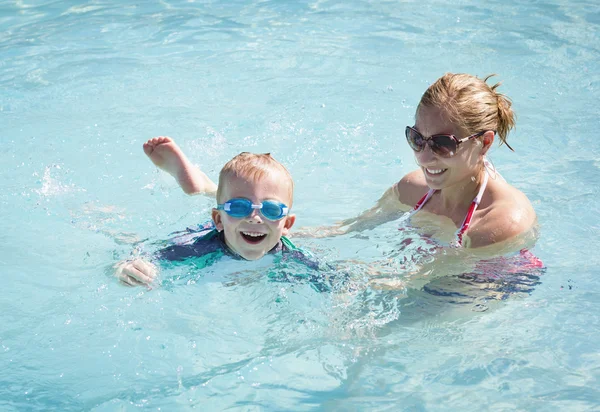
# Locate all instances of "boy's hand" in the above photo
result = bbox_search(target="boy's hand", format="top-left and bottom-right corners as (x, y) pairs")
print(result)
(114, 259), (158, 287)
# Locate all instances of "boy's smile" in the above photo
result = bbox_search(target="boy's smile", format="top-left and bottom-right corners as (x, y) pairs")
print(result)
(240, 230), (267, 244)
(211, 172), (295, 260)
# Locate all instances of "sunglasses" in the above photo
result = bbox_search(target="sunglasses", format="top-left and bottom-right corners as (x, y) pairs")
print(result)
(217, 198), (289, 221)
(405, 126), (487, 158)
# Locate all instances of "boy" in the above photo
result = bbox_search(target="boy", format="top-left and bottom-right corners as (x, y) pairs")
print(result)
(115, 136), (310, 287)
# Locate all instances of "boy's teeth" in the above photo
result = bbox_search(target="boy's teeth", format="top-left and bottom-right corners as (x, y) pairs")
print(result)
(242, 231), (266, 237)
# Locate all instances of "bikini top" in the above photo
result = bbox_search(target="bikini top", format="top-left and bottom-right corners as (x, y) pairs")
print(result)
(402, 171), (489, 248)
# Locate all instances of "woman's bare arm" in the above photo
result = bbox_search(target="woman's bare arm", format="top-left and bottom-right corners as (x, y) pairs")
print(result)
(293, 183), (410, 238)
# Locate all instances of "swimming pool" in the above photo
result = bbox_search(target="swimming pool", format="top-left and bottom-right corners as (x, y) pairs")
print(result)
(2, 0), (599, 409)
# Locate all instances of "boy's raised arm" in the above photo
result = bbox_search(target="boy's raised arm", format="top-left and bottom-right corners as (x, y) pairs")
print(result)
(144, 136), (217, 196)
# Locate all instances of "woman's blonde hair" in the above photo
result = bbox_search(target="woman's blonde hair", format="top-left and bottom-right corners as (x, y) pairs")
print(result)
(418, 73), (516, 150)
(216, 152), (294, 206)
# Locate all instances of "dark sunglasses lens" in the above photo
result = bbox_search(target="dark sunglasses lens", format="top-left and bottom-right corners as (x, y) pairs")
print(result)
(227, 199), (252, 217)
(261, 201), (283, 220)
(431, 136), (457, 157)
(406, 128), (425, 151)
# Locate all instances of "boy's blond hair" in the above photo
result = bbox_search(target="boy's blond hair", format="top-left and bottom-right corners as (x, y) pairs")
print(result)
(216, 152), (294, 206)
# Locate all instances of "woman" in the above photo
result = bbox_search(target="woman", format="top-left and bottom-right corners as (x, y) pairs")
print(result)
(326, 73), (538, 249)
(327, 73), (542, 297)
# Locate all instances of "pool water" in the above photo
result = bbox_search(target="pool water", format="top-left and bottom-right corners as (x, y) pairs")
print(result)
(2, 0), (599, 410)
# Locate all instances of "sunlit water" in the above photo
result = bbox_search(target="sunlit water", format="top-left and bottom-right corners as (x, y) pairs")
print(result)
(2, 0), (599, 410)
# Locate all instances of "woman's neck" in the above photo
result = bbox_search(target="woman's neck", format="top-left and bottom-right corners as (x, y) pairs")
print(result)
(438, 169), (486, 214)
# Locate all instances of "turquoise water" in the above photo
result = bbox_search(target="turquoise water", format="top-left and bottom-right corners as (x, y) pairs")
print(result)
(2, 0), (600, 410)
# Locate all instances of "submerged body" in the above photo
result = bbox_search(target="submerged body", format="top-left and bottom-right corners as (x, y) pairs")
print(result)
(155, 222), (335, 292)
(158, 222), (317, 269)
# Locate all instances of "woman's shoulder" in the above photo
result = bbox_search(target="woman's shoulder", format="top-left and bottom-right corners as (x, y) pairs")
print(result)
(470, 180), (537, 248)
(485, 179), (536, 218)
(393, 169), (430, 206)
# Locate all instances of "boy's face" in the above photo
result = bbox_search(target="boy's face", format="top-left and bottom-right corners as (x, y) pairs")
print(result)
(211, 172), (296, 261)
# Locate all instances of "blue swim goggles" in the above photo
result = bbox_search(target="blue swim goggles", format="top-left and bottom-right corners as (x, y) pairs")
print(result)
(217, 198), (289, 221)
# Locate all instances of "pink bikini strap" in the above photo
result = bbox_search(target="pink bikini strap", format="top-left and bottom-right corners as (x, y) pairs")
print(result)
(396, 188), (436, 226)
(455, 172), (489, 246)
(413, 189), (435, 212)
(407, 172), (489, 247)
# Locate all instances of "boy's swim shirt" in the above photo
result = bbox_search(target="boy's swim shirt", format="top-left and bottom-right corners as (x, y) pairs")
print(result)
(152, 223), (334, 289)
(155, 222), (313, 265)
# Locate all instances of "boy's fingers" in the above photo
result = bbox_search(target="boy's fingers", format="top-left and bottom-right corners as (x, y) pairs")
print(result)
(123, 266), (154, 285)
(132, 260), (157, 279)
(120, 275), (143, 287)
(116, 267), (137, 284)
(118, 261), (154, 284)
(114, 259), (158, 286)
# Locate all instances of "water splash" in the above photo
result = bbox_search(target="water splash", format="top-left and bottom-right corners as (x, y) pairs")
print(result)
(34, 164), (84, 197)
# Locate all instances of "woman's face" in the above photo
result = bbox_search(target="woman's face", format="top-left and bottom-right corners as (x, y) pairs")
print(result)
(413, 105), (486, 190)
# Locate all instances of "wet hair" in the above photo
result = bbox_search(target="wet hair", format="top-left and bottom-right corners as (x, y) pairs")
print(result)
(417, 73), (516, 150)
(216, 152), (294, 206)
